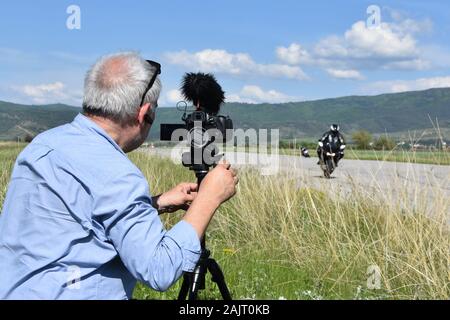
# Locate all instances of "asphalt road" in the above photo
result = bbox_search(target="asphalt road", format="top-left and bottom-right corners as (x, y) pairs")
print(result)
(144, 147), (450, 215)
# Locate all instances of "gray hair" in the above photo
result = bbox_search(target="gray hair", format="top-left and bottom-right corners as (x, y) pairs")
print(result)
(83, 52), (161, 120)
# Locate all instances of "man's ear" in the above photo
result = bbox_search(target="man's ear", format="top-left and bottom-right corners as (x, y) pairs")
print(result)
(137, 103), (151, 125)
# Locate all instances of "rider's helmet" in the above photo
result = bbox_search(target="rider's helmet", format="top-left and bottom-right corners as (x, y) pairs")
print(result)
(330, 124), (340, 133)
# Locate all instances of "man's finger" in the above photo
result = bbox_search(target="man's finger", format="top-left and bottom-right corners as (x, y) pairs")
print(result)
(184, 192), (198, 202)
(218, 160), (231, 170)
(180, 182), (198, 192)
(184, 183), (198, 192)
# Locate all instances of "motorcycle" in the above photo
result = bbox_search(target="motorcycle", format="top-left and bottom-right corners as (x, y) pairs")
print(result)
(300, 146), (310, 158)
(317, 139), (345, 178)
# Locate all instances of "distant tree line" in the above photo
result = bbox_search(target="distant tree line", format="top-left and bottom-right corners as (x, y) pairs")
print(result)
(279, 140), (318, 150)
(351, 130), (398, 150)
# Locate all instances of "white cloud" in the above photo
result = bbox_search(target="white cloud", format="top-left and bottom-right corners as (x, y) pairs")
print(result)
(276, 43), (311, 65)
(315, 21), (419, 60)
(387, 8), (433, 35)
(227, 85), (301, 104)
(393, 18), (433, 35)
(326, 68), (364, 80)
(165, 49), (308, 80)
(363, 76), (450, 94)
(276, 14), (436, 76)
(12, 82), (82, 105)
(166, 89), (183, 104)
(22, 82), (64, 98)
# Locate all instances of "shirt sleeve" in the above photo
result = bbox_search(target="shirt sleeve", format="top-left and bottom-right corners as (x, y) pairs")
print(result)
(92, 170), (201, 292)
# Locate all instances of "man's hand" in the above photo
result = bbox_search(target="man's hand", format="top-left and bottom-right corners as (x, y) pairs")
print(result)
(198, 161), (238, 206)
(183, 161), (239, 238)
(153, 183), (198, 214)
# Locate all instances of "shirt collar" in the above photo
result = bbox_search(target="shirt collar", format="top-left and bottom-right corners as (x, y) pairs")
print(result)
(72, 113), (126, 156)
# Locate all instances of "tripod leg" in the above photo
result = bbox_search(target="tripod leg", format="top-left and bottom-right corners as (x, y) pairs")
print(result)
(207, 258), (232, 300)
(188, 272), (201, 300)
(188, 285), (199, 300)
(177, 273), (191, 300)
(178, 272), (203, 300)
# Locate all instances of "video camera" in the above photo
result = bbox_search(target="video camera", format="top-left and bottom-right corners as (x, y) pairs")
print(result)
(163, 74), (234, 300)
(160, 73), (233, 173)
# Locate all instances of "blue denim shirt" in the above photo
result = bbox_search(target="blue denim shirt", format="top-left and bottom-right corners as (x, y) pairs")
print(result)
(0, 114), (201, 299)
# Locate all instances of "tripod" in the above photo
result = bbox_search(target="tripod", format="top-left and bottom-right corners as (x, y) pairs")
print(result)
(177, 170), (232, 300)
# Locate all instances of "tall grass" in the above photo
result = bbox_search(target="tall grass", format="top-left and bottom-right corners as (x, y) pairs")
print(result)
(0, 146), (448, 299)
(129, 151), (450, 300)
(0, 143), (25, 205)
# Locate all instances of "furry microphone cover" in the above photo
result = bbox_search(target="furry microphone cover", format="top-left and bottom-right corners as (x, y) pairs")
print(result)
(181, 72), (225, 115)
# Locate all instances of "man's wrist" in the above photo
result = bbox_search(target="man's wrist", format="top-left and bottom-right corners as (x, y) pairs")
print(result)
(152, 194), (186, 214)
(192, 192), (221, 213)
(152, 194), (161, 209)
(152, 194), (167, 214)
(183, 194), (221, 238)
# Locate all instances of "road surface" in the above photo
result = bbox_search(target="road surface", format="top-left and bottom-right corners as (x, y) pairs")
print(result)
(143, 147), (450, 216)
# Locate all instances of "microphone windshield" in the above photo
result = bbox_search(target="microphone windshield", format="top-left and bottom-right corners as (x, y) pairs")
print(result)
(181, 72), (225, 115)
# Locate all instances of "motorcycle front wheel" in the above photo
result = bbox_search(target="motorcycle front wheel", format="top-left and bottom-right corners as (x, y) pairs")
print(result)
(324, 158), (335, 178)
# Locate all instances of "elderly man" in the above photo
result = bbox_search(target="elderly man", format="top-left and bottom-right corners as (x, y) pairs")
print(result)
(0, 52), (238, 299)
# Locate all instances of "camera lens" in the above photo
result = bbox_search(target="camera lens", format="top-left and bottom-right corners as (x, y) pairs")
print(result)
(188, 127), (210, 148)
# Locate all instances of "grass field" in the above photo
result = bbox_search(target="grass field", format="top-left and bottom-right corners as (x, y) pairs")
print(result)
(0, 142), (26, 206)
(232, 146), (450, 166)
(1, 143), (449, 299)
(345, 149), (450, 166)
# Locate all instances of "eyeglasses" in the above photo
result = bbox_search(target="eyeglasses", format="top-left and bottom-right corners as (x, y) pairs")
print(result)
(140, 60), (161, 108)
(144, 103), (157, 126)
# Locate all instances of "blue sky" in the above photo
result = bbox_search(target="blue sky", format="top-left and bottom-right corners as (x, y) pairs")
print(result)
(1, 0), (450, 106)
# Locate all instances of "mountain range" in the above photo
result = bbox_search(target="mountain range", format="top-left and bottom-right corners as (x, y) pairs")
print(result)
(1, 87), (449, 142)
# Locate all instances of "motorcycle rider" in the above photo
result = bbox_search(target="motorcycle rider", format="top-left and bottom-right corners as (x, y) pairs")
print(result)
(317, 124), (346, 166)
(301, 146), (310, 158)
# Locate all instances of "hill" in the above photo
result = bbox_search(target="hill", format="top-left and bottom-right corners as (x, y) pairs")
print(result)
(0, 101), (80, 140)
(1, 87), (449, 141)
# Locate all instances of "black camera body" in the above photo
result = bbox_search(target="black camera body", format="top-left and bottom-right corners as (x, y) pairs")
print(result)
(160, 110), (233, 171)
(160, 73), (233, 173)
(183, 111), (233, 142)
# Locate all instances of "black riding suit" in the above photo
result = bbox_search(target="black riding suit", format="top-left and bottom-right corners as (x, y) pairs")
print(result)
(317, 131), (345, 164)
